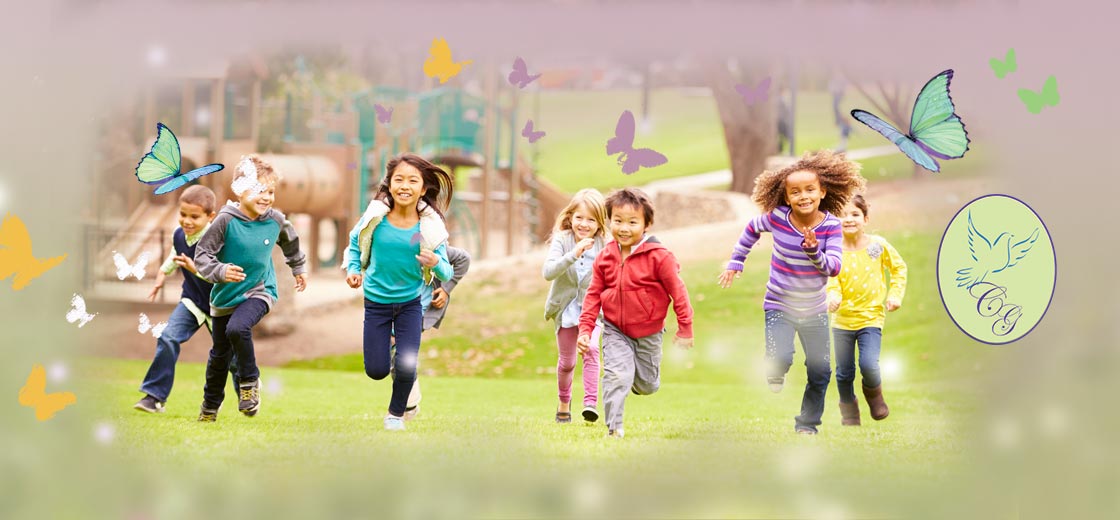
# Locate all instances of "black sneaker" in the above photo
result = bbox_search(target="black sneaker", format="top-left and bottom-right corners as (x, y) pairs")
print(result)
(238, 378), (261, 416)
(133, 395), (165, 414)
(582, 406), (599, 423)
(198, 404), (219, 422)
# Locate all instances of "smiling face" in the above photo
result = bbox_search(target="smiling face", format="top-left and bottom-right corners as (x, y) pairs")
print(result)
(388, 162), (424, 211)
(178, 201), (213, 236)
(238, 180), (276, 219)
(784, 170), (826, 221)
(569, 203), (601, 240)
(838, 202), (868, 239)
(609, 203), (648, 250)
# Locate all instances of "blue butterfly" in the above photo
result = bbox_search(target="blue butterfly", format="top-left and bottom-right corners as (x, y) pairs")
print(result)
(850, 69), (970, 173)
(134, 123), (224, 195)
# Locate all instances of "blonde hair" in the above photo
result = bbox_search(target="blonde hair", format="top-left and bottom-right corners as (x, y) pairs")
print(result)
(552, 188), (607, 239)
(751, 149), (866, 215)
(234, 155), (280, 185)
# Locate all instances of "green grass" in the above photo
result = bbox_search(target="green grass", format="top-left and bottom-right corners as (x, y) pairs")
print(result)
(526, 89), (984, 194)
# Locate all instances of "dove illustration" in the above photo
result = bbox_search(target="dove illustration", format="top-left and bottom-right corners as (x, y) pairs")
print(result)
(0, 213), (67, 290)
(955, 211), (1040, 288)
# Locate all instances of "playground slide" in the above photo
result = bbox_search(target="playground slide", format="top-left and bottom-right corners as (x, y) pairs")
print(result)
(97, 199), (179, 280)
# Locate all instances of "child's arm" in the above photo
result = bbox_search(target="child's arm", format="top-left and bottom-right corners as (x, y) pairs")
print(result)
(442, 247), (471, 294)
(826, 273), (843, 312)
(803, 222), (842, 277)
(882, 238), (907, 311)
(344, 219), (363, 288)
(576, 259), (606, 353)
(658, 252), (694, 342)
(273, 212), (308, 292)
(719, 215), (768, 288)
(542, 234), (576, 281)
(427, 244), (454, 283)
(194, 215), (243, 284)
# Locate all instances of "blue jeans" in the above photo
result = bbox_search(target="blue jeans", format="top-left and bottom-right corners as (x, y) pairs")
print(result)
(203, 299), (268, 408)
(139, 302), (239, 402)
(833, 327), (883, 403)
(765, 309), (831, 432)
(363, 297), (422, 416)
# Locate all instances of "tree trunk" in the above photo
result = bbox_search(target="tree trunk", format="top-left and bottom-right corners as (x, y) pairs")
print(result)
(705, 60), (777, 194)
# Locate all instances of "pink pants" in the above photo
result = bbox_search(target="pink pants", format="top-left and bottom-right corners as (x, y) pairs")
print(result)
(556, 325), (601, 407)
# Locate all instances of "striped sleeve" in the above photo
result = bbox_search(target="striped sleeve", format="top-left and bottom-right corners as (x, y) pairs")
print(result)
(804, 216), (842, 277)
(726, 213), (771, 271)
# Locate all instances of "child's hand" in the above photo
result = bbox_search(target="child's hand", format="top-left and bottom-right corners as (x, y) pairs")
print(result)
(718, 269), (741, 288)
(886, 297), (901, 312)
(294, 273), (307, 292)
(223, 264), (246, 283)
(174, 254), (198, 274)
(802, 227), (818, 250)
(416, 250), (439, 268)
(431, 287), (448, 309)
(146, 284), (162, 303)
(346, 273), (362, 288)
(577, 334), (591, 355)
(827, 295), (841, 313)
(673, 334), (693, 350)
(573, 238), (595, 257)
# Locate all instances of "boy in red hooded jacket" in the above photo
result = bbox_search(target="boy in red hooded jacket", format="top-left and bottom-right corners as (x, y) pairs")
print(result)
(578, 188), (694, 439)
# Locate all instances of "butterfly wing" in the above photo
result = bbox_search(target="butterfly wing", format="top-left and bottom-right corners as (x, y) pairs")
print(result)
(1040, 75), (1060, 105)
(620, 148), (668, 175)
(509, 57), (528, 86)
(906, 70), (970, 161)
(18, 364), (47, 407)
(851, 109), (940, 172)
(150, 321), (168, 338)
(606, 110), (636, 156)
(522, 120), (534, 136)
(135, 123), (182, 185)
(153, 164), (223, 195)
(112, 252), (131, 279)
(138, 312), (152, 334)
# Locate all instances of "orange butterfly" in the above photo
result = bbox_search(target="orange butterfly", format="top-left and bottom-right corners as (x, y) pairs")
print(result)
(18, 364), (77, 421)
(0, 214), (67, 290)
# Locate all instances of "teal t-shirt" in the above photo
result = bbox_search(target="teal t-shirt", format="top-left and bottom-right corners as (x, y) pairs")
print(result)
(363, 219), (451, 304)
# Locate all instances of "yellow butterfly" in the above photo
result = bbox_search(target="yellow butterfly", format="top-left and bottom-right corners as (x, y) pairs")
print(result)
(423, 37), (473, 84)
(19, 364), (77, 421)
(0, 213), (67, 291)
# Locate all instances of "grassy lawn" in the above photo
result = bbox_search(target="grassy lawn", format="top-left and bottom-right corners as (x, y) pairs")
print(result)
(526, 89), (982, 194)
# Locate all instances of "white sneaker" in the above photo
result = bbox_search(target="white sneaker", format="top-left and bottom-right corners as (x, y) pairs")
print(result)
(607, 428), (625, 439)
(403, 405), (419, 421)
(384, 414), (405, 431)
(767, 376), (785, 393)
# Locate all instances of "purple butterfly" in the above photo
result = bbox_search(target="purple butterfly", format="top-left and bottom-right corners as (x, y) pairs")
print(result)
(374, 104), (393, 124)
(734, 77), (772, 106)
(410, 232), (423, 247)
(522, 120), (546, 143)
(508, 57), (541, 89)
(605, 110), (668, 175)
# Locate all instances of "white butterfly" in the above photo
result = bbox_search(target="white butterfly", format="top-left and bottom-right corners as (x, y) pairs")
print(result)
(231, 157), (268, 199)
(137, 313), (168, 338)
(65, 293), (96, 328)
(112, 250), (150, 280)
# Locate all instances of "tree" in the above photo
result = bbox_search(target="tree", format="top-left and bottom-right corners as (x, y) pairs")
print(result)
(704, 59), (778, 194)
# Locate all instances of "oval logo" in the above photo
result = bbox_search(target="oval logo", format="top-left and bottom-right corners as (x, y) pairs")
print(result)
(937, 195), (1056, 345)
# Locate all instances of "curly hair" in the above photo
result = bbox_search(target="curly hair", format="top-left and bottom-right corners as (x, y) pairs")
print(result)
(750, 150), (866, 216)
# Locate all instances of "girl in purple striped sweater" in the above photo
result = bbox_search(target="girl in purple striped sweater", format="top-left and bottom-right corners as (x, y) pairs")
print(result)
(718, 150), (866, 434)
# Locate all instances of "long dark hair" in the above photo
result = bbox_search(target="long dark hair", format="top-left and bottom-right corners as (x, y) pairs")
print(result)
(376, 153), (454, 222)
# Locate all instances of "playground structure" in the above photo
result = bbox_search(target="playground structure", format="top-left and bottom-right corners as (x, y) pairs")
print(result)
(87, 56), (567, 307)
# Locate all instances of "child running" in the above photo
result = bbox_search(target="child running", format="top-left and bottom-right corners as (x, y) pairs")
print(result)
(578, 188), (693, 439)
(718, 150), (865, 434)
(345, 153), (454, 432)
(195, 156), (308, 421)
(543, 188), (608, 424)
(134, 185), (238, 412)
(827, 194), (907, 425)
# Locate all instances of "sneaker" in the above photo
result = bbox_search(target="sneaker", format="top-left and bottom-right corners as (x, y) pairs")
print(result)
(582, 406), (599, 423)
(198, 404), (219, 422)
(795, 426), (818, 435)
(767, 376), (785, 393)
(238, 378), (261, 416)
(607, 428), (625, 439)
(133, 395), (165, 414)
(384, 414), (406, 431)
(403, 405), (419, 421)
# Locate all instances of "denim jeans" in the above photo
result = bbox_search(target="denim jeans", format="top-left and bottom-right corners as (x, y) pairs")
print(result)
(203, 298), (268, 408)
(139, 302), (239, 402)
(833, 327), (883, 403)
(363, 297), (422, 416)
(765, 309), (831, 432)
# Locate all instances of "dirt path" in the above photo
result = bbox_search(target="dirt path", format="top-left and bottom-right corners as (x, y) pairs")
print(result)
(93, 175), (998, 367)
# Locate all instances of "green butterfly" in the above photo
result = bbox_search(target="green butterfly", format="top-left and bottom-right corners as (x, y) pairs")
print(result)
(990, 48), (1017, 79)
(1018, 76), (1059, 114)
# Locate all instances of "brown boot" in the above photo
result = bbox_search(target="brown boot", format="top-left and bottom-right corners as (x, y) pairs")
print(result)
(862, 384), (889, 420)
(839, 399), (861, 426)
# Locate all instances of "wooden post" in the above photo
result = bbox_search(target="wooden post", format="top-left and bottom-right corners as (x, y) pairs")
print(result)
(507, 84), (519, 256)
(479, 60), (495, 259)
(210, 78), (226, 162)
(250, 78), (262, 149)
(181, 80), (195, 137)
